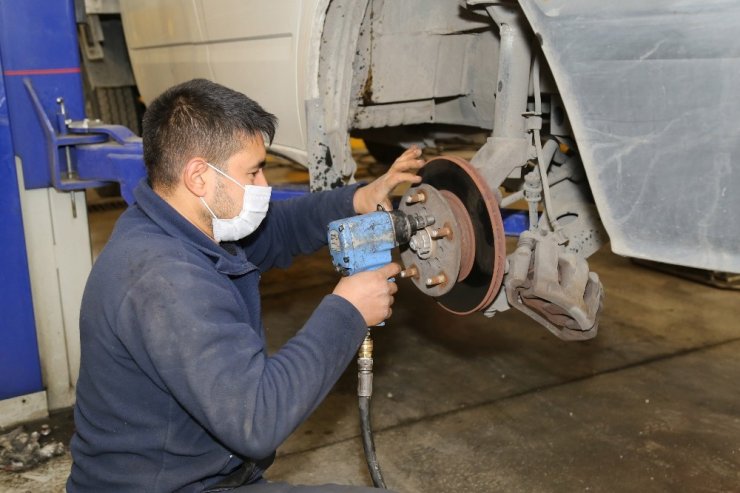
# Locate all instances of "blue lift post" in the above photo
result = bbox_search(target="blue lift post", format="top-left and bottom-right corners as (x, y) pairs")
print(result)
(0, 0), (89, 404)
(0, 50), (44, 402)
(0, 0), (146, 409)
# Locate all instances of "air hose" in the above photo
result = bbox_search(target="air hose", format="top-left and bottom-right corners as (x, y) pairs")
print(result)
(357, 333), (386, 489)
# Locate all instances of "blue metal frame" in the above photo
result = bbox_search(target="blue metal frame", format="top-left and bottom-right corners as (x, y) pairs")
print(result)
(501, 209), (530, 236)
(0, 47), (43, 401)
(0, 0), (86, 189)
(0, 0), (147, 404)
(0, 0), (147, 204)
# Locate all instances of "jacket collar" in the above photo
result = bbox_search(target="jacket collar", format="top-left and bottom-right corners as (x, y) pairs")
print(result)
(133, 179), (257, 276)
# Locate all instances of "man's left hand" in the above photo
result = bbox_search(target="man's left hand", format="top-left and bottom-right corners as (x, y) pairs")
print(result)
(353, 145), (426, 214)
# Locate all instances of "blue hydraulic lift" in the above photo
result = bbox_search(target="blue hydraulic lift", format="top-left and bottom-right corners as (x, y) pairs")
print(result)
(0, 54), (42, 403)
(0, 0), (145, 416)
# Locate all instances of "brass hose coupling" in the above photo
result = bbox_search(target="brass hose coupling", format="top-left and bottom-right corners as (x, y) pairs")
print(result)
(357, 333), (374, 398)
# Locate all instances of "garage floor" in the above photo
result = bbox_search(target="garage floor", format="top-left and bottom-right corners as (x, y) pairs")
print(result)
(2, 152), (739, 492)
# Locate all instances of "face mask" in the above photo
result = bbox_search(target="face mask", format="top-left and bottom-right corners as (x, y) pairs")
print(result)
(200, 163), (272, 242)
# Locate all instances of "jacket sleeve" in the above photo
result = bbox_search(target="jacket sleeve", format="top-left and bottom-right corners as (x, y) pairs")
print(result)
(115, 258), (368, 460)
(240, 184), (362, 271)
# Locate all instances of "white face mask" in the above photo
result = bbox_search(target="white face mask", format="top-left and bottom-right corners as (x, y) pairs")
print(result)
(200, 163), (272, 242)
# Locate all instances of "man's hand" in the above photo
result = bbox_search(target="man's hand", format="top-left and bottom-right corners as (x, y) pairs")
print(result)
(353, 146), (425, 214)
(333, 263), (401, 326)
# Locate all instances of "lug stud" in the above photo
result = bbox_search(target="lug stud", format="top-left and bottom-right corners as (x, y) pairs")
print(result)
(425, 273), (447, 287)
(430, 226), (451, 239)
(405, 191), (426, 204)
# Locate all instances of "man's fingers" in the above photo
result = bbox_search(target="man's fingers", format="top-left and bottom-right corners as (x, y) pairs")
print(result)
(391, 147), (423, 167)
(391, 157), (425, 172)
(397, 145), (421, 160)
(385, 172), (422, 191)
(379, 262), (402, 278)
(388, 282), (398, 295)
(354, 146), (425, 215)
(376, 172), (419, 194)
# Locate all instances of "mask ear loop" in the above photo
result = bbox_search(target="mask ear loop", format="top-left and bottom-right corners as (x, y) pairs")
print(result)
(206, 162), (246, 190)
(200, 197), (218, 219)
(201, 162), (244, 220)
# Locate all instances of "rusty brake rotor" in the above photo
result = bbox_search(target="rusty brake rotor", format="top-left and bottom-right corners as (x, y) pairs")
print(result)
(399, 156), (506, 315)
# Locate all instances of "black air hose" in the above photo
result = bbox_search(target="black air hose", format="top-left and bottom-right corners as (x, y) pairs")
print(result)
(357, 333), (386, 489)
(359, 396), (386, 488)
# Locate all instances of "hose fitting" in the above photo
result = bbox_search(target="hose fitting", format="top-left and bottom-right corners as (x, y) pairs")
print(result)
(358, 334), (374, 398)
(358, 334), (373, 359)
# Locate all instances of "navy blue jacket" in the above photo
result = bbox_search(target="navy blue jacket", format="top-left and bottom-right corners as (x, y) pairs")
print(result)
(68, 181), (367, 492)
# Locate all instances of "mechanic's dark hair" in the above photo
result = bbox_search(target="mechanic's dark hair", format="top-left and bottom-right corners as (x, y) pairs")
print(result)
(142, 78), (277, 192)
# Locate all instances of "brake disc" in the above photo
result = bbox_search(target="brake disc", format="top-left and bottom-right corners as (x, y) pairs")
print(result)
(399, 156), (506, 315)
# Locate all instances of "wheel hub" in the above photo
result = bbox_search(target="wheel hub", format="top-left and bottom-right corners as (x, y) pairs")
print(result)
(399, 156), (506, 315)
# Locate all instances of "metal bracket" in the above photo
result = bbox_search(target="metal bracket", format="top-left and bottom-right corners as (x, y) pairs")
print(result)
(23, 78), (145, 204)
(78, 14), (105, 61)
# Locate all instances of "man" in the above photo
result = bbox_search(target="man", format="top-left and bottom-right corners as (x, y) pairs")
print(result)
(67, 78), (424, 492)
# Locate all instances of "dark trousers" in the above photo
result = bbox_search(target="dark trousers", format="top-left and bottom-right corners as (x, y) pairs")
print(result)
(231, 483), (395, 492)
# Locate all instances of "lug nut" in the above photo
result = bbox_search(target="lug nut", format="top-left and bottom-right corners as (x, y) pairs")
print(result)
(425, 273), (447, 287)
(430, 226), (451, 239)
(399, 266), (419, 279)
(405, 191), (426, 204)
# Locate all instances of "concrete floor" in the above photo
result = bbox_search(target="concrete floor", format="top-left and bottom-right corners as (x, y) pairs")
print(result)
(2, 153), (739, 492)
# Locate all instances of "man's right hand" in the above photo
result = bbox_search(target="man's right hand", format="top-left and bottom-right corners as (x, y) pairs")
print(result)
(333, 263), (401, 326)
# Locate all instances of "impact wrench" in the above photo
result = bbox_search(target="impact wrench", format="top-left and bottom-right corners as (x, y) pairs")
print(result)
(327, 209), (432, 488)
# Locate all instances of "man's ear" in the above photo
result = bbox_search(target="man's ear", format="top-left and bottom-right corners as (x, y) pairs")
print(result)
(183, 158), (210, 197)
